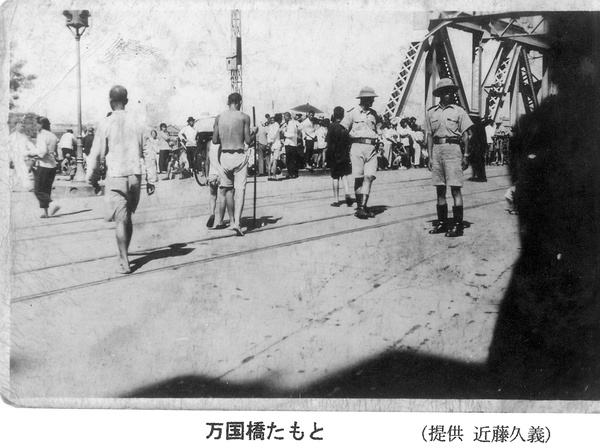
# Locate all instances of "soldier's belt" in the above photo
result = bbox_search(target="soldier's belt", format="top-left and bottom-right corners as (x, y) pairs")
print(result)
(351, 137), (378, 145)
(221, 149), (245, 154)
(433, 137), (460, 144)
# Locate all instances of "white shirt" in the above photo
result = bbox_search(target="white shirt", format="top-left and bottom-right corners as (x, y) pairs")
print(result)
(485, 125), (495, 144)
(282, 119), (301, 146)
(301, 117), (316, 140)
(178, 125), (198, 147)
(158, 130), (171, 150)
(10, 130), (36, 188)
(87, 110), (144, 177)
(316, 126), (328, 149)
(256, 125), (269, 145)
(35, 129), (58, 168)
(59, 132), (76, 149)
(398, 125), (412, 147)
(267, 122), (281, 150)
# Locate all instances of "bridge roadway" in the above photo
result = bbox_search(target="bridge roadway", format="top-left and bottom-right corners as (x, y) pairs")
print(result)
(8, 166), (521, 409)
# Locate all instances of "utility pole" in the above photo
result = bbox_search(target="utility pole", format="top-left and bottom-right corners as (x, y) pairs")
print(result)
(229, 10), (242, 107)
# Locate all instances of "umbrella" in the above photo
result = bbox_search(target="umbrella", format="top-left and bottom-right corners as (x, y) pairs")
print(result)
(290, 103), (323, 114)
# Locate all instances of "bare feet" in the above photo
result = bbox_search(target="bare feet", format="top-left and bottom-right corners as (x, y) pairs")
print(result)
(231, 226), (245, 236)
(116, 258), (132, 274)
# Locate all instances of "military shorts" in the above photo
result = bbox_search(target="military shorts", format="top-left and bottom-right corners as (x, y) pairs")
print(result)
(431, 143), (463, 187)
(350, 143), (378, 178)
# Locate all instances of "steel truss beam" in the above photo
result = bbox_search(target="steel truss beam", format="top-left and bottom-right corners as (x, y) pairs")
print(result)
(384, 11), (549, 125)
(433, 26), (469, 111)
(384, 41), (425, 120)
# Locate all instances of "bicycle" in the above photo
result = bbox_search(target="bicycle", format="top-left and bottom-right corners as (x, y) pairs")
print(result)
(190, 133), (212, 186)
(164, 145), (184, 180)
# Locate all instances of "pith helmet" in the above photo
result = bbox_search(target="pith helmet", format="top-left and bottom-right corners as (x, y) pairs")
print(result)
(433, 78), (459, 96)
(356, 86), (378, 98)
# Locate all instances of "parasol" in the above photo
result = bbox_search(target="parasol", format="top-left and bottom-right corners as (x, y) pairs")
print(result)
(290, 103), (323, 114)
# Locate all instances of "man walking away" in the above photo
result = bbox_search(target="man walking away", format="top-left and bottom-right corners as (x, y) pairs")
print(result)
(326, 107), (352, 207)
(212, 93), (253, 236)
(86, 85), (155, 274)
(26, 116), (60, 217)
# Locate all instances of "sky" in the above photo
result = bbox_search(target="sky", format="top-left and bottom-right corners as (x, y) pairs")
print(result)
(5, 0), (555, 130)
(6, 0), (436, 129)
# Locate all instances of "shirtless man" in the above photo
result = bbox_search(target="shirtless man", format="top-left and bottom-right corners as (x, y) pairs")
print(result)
(212, 93), (253, 236)
(86, 85), (155, 273)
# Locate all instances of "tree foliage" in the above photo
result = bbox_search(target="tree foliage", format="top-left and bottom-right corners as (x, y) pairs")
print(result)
(10, 59), (37, 110)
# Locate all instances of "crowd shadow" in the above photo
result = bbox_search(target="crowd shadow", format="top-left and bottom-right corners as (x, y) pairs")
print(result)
(129, 243), (194, 272)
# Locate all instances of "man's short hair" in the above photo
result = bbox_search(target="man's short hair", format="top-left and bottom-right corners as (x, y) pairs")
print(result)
(37, 116), (51, 130)
(228, 93), (242, 105)
(109, 85), (128, 103)
(160, 123), (167, 129)
(333, 106), (345, 119)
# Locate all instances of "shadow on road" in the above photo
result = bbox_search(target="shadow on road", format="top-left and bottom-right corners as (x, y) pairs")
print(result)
(121, 348), (599, 400)
(130, 243), (194, 272)
(367, 205), (388, 217)
(241, 215), (282, 233)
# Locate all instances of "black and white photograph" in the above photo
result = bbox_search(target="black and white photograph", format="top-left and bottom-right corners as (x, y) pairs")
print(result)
(2, 0), (600, 442)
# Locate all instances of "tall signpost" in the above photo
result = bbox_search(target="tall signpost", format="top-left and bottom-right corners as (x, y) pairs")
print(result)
(62, 10), (90, 182)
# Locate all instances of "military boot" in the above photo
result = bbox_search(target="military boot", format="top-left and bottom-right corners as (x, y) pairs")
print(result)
(446, 206), (464, 237)
(429, 204), (449, 234)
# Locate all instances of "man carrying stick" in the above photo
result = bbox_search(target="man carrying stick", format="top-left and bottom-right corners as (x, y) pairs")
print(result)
(212, 93), (253, 236)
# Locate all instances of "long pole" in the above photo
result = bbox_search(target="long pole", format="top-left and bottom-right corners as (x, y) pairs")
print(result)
(73, 30), (86, 182)
(252, 106), (256, 226)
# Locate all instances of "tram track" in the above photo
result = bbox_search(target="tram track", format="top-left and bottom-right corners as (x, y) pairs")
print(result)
(12, 196), (505, 304)
(12, 185), (508, 276)
(14, 172), (439, 230)
(13, 172), (509, 243)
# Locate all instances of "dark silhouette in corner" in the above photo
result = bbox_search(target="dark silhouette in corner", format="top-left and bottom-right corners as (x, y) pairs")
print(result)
(487, 12), (600, 399)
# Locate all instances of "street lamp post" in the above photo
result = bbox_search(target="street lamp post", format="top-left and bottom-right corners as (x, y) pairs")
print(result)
(63, 10), (90, 182)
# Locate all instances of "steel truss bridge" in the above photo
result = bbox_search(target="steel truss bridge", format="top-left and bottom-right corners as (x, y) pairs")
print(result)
(384, 11), (552, 123)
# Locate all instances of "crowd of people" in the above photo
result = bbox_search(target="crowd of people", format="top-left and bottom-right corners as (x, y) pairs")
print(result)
(8, 77), (480, 272)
